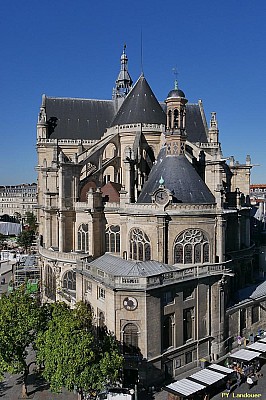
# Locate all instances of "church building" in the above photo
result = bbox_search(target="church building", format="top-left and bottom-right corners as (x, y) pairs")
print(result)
(36, 47), (256, 386)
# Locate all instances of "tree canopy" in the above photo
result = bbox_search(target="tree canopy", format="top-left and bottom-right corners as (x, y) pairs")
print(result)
(16, 230), (35, 252)
(24, 212), (37, 233)
(36, 301), (123, 397)
(0, 287), (48, 397)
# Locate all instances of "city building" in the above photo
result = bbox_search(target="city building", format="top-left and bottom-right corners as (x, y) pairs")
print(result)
(250, 184), (266, 205)
(0, 183), (37, 219)
(36, 47), (259, 386)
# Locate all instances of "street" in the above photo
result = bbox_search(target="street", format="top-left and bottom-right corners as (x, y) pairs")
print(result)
(2, 361), (266, 399)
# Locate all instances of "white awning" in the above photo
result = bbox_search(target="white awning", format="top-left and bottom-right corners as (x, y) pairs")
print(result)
(230, 349), (261, 361)
(248, 342), (266, 352)
(208, 364), (234, 374)
(166, 378), (206, 397)
(189, 369), (225, 385)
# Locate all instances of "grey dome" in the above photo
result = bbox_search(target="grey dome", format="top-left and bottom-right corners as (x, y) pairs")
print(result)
(137, 147), (215, 204)
(167, 89), (186, 98)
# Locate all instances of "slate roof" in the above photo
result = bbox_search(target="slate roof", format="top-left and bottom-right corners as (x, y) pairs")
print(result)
(87, 253), (177, 277)
(186, 104), (208, 143)
(137, 147), (215, 204)
(46, 97), (115, 140)
(43, 85), (208, 143)
(110, 75), (166, 127)
(237, 280), (266, 302)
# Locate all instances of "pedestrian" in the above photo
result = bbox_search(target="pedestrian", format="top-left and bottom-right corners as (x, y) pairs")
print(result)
(247, 376), (253, 389)
(249, 333), (254, 344)
(255, 360), (260, 372)
(236, 372), (242, 387)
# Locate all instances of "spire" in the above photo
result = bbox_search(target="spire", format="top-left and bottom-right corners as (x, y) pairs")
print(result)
(38, 94), (47, 124)
(173, 67), (179, 91)
(208, 112), (219, 144)
(112, 45), (133, 100)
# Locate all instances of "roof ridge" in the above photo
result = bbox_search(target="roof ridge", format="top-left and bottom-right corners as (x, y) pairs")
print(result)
(46, 97), (113, 102)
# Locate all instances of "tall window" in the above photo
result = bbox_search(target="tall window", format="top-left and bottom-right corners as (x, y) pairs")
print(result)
(168, 110), (172, 129)
(174, 229), (210, 264)
(163, 315), (174, 350)
(252, 305), (260, 324)
(173, 109), (179, 128)
(62, 270), (76, 291)
(77, 224), (89, 252)
(45, 265), (56, 300)
(123, 323), (139, 354)
(105, 225), (120, 253)
(98, 311), (105, 328)
(240, 308), (247, 333)
(129, 228), (151, 261)
(183, 308), (194, 342)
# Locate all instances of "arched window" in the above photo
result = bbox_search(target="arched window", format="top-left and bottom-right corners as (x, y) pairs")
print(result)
(105, 225), (120, 253)
(174, 109), (179, 128)
(45, 265), (56, 300)
(173, 229), (210, 264)
(103, 166), (115, 183)
(98, 312), (105, 329)
(129, 228), (151, 261)
(62, 270), (76, 291)
(77, 224), (89, 252)
(123, 323), (139, 354)
(183, 308), (194, 342)
(168, 110), (172, 129)
(163, 315), (174, 350)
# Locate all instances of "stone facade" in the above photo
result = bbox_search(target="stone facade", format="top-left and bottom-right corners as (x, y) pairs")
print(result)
(36, 48), (257, 386)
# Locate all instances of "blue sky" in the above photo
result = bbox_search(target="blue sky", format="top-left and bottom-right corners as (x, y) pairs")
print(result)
(0, 0), (266, 185)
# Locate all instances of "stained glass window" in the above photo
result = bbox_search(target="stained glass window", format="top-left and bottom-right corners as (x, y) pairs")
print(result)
(129, 228), (151, 261)
(62, 270), (76, 291)
(174, 229), (210, 264)
(77, 224), (89, 252)
(105, 225), (120, 253)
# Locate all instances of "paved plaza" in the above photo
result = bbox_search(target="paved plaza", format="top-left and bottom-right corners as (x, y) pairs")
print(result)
(0, 370), (77, 400)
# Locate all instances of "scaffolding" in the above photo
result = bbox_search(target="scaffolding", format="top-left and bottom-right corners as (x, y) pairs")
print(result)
(9, 255), (40, 294)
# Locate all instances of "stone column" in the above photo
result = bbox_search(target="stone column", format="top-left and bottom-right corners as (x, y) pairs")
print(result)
(210, 277), (226, 359)
(44, 213), (51, 248)
(216, 215), (226, 263)
(157, 216), (168, 263)
(58, 213), (65, 253)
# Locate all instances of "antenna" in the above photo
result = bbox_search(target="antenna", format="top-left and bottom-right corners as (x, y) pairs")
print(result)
(140, 28), (144, 75)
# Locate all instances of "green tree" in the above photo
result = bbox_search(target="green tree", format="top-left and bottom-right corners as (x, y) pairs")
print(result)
(0, 287), (48, 398)
(36, 302), (123, 398)
(16, 230), (35, 253)
(24, 212), (37, 233)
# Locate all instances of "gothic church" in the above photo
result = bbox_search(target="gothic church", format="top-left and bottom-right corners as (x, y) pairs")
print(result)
(36, 47), (255, 386)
